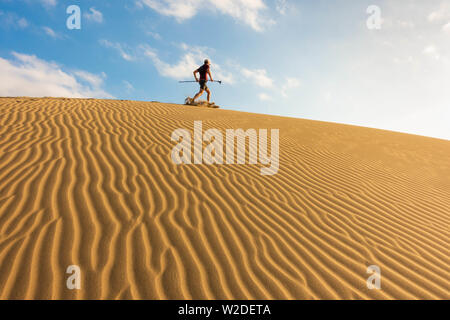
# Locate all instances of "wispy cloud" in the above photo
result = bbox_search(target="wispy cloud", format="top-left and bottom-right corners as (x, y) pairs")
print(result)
(41, 0), (57, 7)
(241, 68), (273, 88)
(141, 45), (196, 79)
(99, 39), (135, 61)
(427, 2), (450, 23)
(258, 92), (272, 101)
(281, 77), (301, 98)
(138, 0), (273, 31)
(0, 11), (29, 29)
(443, 22), (450, 33)
(42, 26), (61, 39)
(141, 43), (234, 83)
(423, 45), (441, 60)
(241, 68), (300, 98)
(0, 52), (113, 98)
(123, 80), (135, 93)
(84, 7), (104, 23)
(276, 0), (287, 15)
(17, 17), (28, 28)
(146, 31), (162, 40)
(73, 70), (107, 88)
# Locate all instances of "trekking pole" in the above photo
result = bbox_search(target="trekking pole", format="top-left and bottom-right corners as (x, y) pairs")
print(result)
(178, 80), (222, 84)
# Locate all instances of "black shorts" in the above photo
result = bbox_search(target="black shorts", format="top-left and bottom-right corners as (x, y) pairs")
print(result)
(199, 80), (208, 90)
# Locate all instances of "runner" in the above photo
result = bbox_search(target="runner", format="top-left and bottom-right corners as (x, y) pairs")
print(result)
(192, 59), (213, 103)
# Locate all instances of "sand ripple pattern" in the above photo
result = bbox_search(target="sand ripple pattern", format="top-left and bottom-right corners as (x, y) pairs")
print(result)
(0, 98), (448, 299)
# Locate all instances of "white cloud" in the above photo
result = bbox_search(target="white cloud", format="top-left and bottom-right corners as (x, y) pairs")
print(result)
(0, 12), (29, 29)
(241, 68), (300, 98)
(84, 7), (103, 23)
(41, 0), (57, 7)
(141, 43), (234, 83)
(123, 80), (135, 92)
(397, 20), (415, 29)
(146, 31), (162, 40)
(241, 68), (273, 88)
(443, 22), (450, 33)
(17, 17), (28, 28)
(258, 93), (271, 101)
(42, 26), (61, 39)
(427, 3), (450, 23)
(142, 45), (198, 79)
(428, 12), (440, 23)
(276, 0), (287, 15)
(281, 77), (300, 97)
(423, 45), (440, 60)
(138, 0), (272, 31)
(99, 39), (135, 61)
(73, 70), (106, 88)
(140, 0), (198, 20)
(0, 52), (113, 98)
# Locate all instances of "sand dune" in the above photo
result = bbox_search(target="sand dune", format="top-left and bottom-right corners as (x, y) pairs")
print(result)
(0, 97), (448, 299)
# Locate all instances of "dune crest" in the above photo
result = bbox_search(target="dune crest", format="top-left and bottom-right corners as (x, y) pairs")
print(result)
(0, 97), (448, 299)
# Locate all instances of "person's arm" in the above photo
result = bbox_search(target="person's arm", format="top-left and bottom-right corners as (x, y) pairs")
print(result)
(193, 69), (199, 82)
(207, 69), (213, 82)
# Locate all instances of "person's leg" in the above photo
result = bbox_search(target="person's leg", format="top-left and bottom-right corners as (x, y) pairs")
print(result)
(206, 88), (211, 102)
(193, 89), (204, 102)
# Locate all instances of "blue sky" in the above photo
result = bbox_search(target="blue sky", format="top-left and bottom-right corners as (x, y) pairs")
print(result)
(1, 0), (449, 140)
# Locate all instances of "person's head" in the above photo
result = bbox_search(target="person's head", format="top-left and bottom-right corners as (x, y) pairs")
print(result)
(204, 59), (210, 65)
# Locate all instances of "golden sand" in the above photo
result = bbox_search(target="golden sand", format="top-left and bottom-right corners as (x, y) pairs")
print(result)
(0, 97), (448, 299)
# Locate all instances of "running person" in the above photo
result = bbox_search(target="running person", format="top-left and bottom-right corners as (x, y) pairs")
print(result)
(192, 59), (213, 103)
